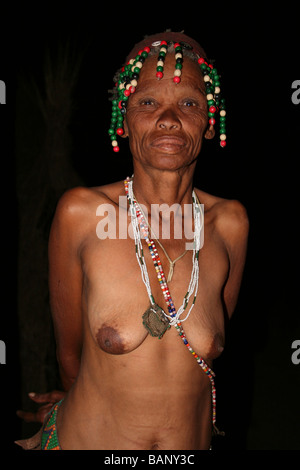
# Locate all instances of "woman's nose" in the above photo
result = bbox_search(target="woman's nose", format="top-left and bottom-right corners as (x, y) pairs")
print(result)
(156, 108), (181, 130)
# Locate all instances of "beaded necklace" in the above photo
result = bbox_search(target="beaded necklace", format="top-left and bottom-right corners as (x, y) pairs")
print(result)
(124, 176), (219, 433)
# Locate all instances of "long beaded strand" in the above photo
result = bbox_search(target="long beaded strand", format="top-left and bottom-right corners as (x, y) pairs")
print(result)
(126, 177), (201, 326)
(125, 177), (220, 432)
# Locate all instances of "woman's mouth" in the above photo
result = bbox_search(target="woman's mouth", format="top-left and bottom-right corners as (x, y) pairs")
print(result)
(150, 135), (186, 153)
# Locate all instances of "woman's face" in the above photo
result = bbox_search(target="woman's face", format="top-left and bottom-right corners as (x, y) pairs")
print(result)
(124, 54), (215, 172)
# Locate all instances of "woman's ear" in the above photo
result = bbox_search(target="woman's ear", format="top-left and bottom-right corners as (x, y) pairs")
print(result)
(204, 124), (215, 140)
(122, 119), (129, 138)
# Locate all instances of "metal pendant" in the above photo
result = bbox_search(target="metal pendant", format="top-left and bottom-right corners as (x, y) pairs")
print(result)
(142, 303), (170, 339)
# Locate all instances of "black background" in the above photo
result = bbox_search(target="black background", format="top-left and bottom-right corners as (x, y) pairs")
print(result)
(0, 2), (299, 454)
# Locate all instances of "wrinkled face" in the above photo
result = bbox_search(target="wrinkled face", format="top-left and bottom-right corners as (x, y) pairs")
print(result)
(124, 54), (215, 172)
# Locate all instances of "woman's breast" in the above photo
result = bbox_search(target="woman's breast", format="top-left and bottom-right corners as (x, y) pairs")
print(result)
(94, 315), (149, 355)
(82, 238), (226, 361)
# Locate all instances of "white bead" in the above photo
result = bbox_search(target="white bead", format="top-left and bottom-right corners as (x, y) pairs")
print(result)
(174, 69), (182, 77)
(175, 53), (182, 60)
(220, 134), (226, 141)
(206, 94), (213, 101)
(112, 140), (118, 147)
(215, 86), (221, 94)
(135, 61), (143, 69)
(160, 46), (167, 53)
(157, 60), (164, 68)
(220, 110), (226, 117)
(129, 59), (134, 65)
(131, 79), (138, 87)
(204, 75), (210, 82)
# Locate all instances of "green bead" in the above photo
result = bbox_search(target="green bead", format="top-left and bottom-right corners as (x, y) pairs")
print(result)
(208, 112), (215, 118)
(207, 99), (215, 106)
(108, 128), (115, 135)
(175, 63), (182, 69)
(220, 116), (226, 123)
(156, 65), (163, 72)
(134, 67), (140, 74)
(141, 51), (148, 58)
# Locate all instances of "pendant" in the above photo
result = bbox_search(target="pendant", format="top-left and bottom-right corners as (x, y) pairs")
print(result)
(142, 303), (170, 339)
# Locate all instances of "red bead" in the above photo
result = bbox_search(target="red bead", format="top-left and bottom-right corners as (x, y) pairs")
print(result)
(156, 71), (163, 80)
(144, 46), (151, 53)
(174, 42), (181, 49)
(116, 128), (124, 136)
(209, 117), (215, 126)
(138, 49), (143, 56)
(129, 86), (136, 94)
(160, 40), (167, 46)
(118, 100), (123, 109)
(124, 89), (130, 97)
(173, 76), (181, 84)
(198, 57), (205, 64)
(113, 146), (120, 152)
(209, 106), (216, 113)
(220, 140), (226, 148)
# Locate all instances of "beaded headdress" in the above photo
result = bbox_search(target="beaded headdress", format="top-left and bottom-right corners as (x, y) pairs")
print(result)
(108, 32), (226, 152)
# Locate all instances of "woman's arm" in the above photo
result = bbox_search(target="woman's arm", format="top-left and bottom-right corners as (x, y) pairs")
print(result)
(48, 188), (87, 390)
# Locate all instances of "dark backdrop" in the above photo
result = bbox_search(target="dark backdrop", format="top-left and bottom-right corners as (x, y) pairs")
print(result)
(0, 4), (299, 452)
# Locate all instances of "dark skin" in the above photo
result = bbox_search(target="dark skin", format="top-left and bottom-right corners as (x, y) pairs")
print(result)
(17, 54), (249, 449)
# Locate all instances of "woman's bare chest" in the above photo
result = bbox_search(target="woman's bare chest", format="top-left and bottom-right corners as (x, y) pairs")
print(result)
(81, 232), (229, 361)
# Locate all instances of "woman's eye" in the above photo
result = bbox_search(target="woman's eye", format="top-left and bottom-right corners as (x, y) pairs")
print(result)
(183, 99), (197, 107)
(140, 98), (155, 106)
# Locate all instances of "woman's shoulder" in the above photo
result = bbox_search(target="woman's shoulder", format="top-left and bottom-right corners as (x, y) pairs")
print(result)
(194, 187), (249, 241)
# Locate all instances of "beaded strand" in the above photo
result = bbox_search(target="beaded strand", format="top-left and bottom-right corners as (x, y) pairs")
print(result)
(156, 40), (168, 79)
(125, 177), (201, 325)
(124, 176), (219, 431)
(198, 57), (226, 147)
(108, 45), (151, 153)
(173, 42), (183, 84)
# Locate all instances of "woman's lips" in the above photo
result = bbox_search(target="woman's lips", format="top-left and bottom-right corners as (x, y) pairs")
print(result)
(150, 135), (186, 152)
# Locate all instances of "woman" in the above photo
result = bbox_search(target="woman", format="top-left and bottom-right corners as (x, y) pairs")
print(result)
(16, 31), (248, 450)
